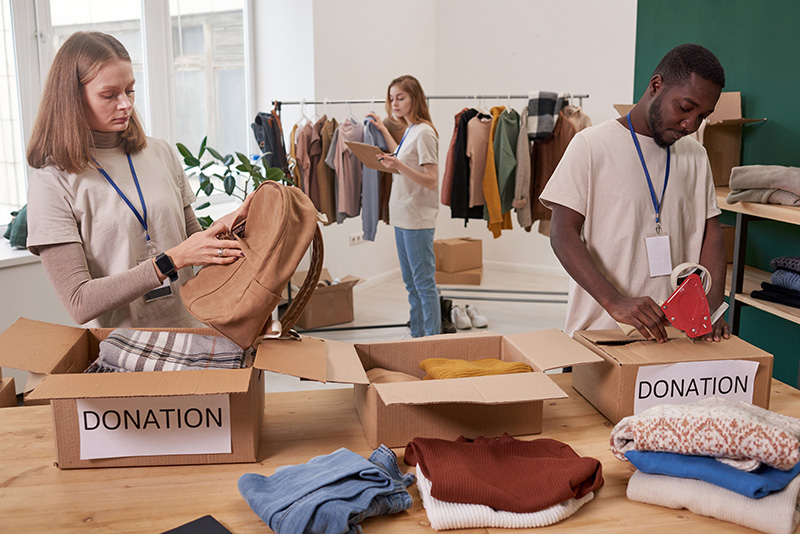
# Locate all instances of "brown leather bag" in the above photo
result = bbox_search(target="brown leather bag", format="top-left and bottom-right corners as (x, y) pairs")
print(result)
(180, 181), (323, 348)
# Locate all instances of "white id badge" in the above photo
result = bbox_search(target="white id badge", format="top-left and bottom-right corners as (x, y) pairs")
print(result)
(645, 234), (672, 277)
(138, 254), (174, 302)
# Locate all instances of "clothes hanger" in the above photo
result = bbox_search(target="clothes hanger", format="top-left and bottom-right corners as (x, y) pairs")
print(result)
(297, 99), (309, 127)
(347, 100), (357, 123)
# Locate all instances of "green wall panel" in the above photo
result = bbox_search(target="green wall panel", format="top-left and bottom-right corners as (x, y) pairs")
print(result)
(636, 0), (800, 384)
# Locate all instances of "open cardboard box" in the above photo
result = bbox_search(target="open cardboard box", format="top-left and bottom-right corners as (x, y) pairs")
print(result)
(282, 268), (362, 329)
(435, 266), (483, 286)
(615, 92), (766, 187)
(0, 370), (15, 408)
(257, 329), (603, 448)
(571, 327), (774, 424)
(0, 318), (268, 469)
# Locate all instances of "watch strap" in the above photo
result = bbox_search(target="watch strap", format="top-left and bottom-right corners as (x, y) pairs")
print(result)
(155, 253), (179, 282)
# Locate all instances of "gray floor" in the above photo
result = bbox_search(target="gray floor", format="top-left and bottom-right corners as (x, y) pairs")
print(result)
(265, 265), (569, 392)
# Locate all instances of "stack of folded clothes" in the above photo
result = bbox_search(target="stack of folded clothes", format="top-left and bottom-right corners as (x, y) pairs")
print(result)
(751, 256), (800, 310)
(84, 328), (246, 373)
(726, 165), (800, 206)
(611, 397), (800, 534)
(238, 446), (415, 534)
(404, 433), (603, 530)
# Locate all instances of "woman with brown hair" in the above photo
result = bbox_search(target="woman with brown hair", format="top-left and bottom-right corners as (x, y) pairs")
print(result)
(367, 75), (440, 337)
(26, 31), (249, 328)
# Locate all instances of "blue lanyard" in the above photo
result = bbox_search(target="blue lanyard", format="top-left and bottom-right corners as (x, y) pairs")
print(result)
(626, 112), (670, 228)
(94, 154), (151, 243)
(393, 124), (414, 156)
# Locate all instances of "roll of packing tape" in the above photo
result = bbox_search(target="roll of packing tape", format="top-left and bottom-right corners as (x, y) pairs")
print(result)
(670, 262), (712, 294)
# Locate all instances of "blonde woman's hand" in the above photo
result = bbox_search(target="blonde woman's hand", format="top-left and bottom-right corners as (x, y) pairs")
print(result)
(376, 153), (400, 172)
(166, 219), (243, 271)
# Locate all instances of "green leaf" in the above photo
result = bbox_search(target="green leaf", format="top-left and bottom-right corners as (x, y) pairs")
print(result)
(184, 156), (201, 167)
(197, 215), (214, 230)
(195, 201), (210, 210)
(202, 181), (214, 196)
(198, 173), (209, 188)
(198, 136), (207, 158)
(235, 164), (249, 172)
(176, 143), (193, 159)
(201, 161), (214, 170)
(266, 167), (285, 182)
(224, 174), (236, 195)
(208, 147), (224, 160)
(236, 152), (251, 165)
(213, 173), (225, 180)
(223, 154), (234, 166)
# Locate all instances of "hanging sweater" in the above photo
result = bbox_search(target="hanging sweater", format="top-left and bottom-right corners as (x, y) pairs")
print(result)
(494, 108), (520, 214)
(482, 106), (513, 237)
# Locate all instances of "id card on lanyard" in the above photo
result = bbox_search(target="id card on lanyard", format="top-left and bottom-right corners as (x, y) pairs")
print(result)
(95, 154), (173, 302)
(626, 112), (673, 278)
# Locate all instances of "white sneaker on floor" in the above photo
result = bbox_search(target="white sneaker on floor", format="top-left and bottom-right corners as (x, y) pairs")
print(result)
(451, 305), (471, 329)
(466, 305), (488, 328)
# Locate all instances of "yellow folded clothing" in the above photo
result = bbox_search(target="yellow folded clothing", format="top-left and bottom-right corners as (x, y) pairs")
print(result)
(366, 368), (421, 384)
(419, 358), (533, 380)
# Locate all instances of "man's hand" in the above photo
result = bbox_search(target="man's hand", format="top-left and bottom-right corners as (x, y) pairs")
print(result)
(703, 317), (730, 342)
(606, 295), (669, 342)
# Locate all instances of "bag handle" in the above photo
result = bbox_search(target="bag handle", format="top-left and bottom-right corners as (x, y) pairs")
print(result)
(264, 224), (324, 336)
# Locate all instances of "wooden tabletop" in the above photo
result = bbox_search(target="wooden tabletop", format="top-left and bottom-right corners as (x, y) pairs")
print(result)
(2, 373), (800, 533)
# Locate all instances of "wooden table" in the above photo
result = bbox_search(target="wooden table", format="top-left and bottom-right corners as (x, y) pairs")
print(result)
(2, 373), (800, 533)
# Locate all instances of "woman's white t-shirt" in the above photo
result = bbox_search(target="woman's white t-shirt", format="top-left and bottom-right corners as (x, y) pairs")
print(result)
(389, 122), (439, 229)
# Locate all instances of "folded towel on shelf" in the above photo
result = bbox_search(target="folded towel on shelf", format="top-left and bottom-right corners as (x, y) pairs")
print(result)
(414, 464), (594, 530)
(610, 397), (800, 470)
(725, 187), (800, 206)
(419, 358), (532, 380)
(771, 269), (800, 292)
(751, 282), (800, 310)
(625, 450), (800, 498)
(404, 434), (603, 513)
(526, 91), (565, 140)
(729, 165), (800, 195)
(772, 256), (800, 275)
(85, 329), (246, 373)
(626, 470), (800, 534)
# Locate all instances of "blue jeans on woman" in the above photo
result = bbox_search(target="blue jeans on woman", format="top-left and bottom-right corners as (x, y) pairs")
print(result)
(394, 227), (440, 337)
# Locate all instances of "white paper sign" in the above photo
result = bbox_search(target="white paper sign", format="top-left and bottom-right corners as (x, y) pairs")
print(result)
(645, 234), (673, 277)
(76, 394), (231, 460)
(633, 359), (759, 414)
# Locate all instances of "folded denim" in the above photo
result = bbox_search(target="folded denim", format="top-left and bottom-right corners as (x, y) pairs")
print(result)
(626, 450), (800, 498)
(238, 445), (414, 534)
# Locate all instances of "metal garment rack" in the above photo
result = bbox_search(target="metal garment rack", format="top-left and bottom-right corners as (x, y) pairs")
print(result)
(277, 93), (586, 331)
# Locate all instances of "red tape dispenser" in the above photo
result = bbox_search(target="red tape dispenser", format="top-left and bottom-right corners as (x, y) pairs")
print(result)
(661, 273), (711, 338)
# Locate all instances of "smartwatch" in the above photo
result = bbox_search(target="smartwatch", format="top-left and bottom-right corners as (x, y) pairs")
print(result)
(155, 253), (179, 282)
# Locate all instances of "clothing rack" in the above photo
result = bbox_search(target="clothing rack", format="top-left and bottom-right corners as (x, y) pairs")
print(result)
(273, 93), (589, 110)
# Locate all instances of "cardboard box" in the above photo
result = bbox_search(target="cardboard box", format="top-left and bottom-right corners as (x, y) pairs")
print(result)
(283, 268), (362, 329)
(0, 318), (266, 469)
(434, 238), (482, 273)
(615, 93), (765, 187)
(571, 328), (774, 424)
(256, 330), (604, 448)
(0, 376), (16, 408)
(436, 266), (483, 286)
(721, 223), (736, 263)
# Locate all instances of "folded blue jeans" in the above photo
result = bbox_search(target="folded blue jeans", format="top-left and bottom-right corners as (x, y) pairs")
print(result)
(238, 445), (415, 534)
(626, 450), (800, 498)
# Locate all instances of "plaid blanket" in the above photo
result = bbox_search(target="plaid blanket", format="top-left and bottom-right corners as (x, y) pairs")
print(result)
(527, 91), (565, 140)
(85, 329), (246, 373)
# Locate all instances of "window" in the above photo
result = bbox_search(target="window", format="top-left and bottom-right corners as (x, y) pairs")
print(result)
(3, 0), (250, 219)
(0, 0), (25, 214)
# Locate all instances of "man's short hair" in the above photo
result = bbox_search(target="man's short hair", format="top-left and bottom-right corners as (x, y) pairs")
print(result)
(653, 43), (725, 89)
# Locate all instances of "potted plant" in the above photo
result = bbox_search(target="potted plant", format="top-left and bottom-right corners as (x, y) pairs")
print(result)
(176, 136), (289, 228)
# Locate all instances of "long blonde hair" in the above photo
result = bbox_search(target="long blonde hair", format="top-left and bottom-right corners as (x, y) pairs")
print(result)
(27, 31), (147, 173)
(384, 75), (438, 136)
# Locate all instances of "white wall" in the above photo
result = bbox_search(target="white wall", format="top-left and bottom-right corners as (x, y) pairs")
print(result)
(253, 0), (638, 280)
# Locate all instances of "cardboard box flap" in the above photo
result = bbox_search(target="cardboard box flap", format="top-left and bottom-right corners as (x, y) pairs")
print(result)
(708, 118), (766, 127)
(373, 372), (567, 406)
(0, 318), (87, 374)
(706, 92), (742, 122)
(284, 269), (362, 299)
(505, 329), (604, 371)
(614, 104), (634, 116)
(575, 327), (684, 345)
(26, 367), (254, 400)
(254, 337), (367, 384)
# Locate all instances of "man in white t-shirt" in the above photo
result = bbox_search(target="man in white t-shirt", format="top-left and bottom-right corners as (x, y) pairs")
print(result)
(540, 44), (730, 343)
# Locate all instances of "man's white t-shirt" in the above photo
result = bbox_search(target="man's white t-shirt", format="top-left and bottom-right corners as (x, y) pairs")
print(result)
(540, 119), (720, 336)
(389, 122), (439, 229)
